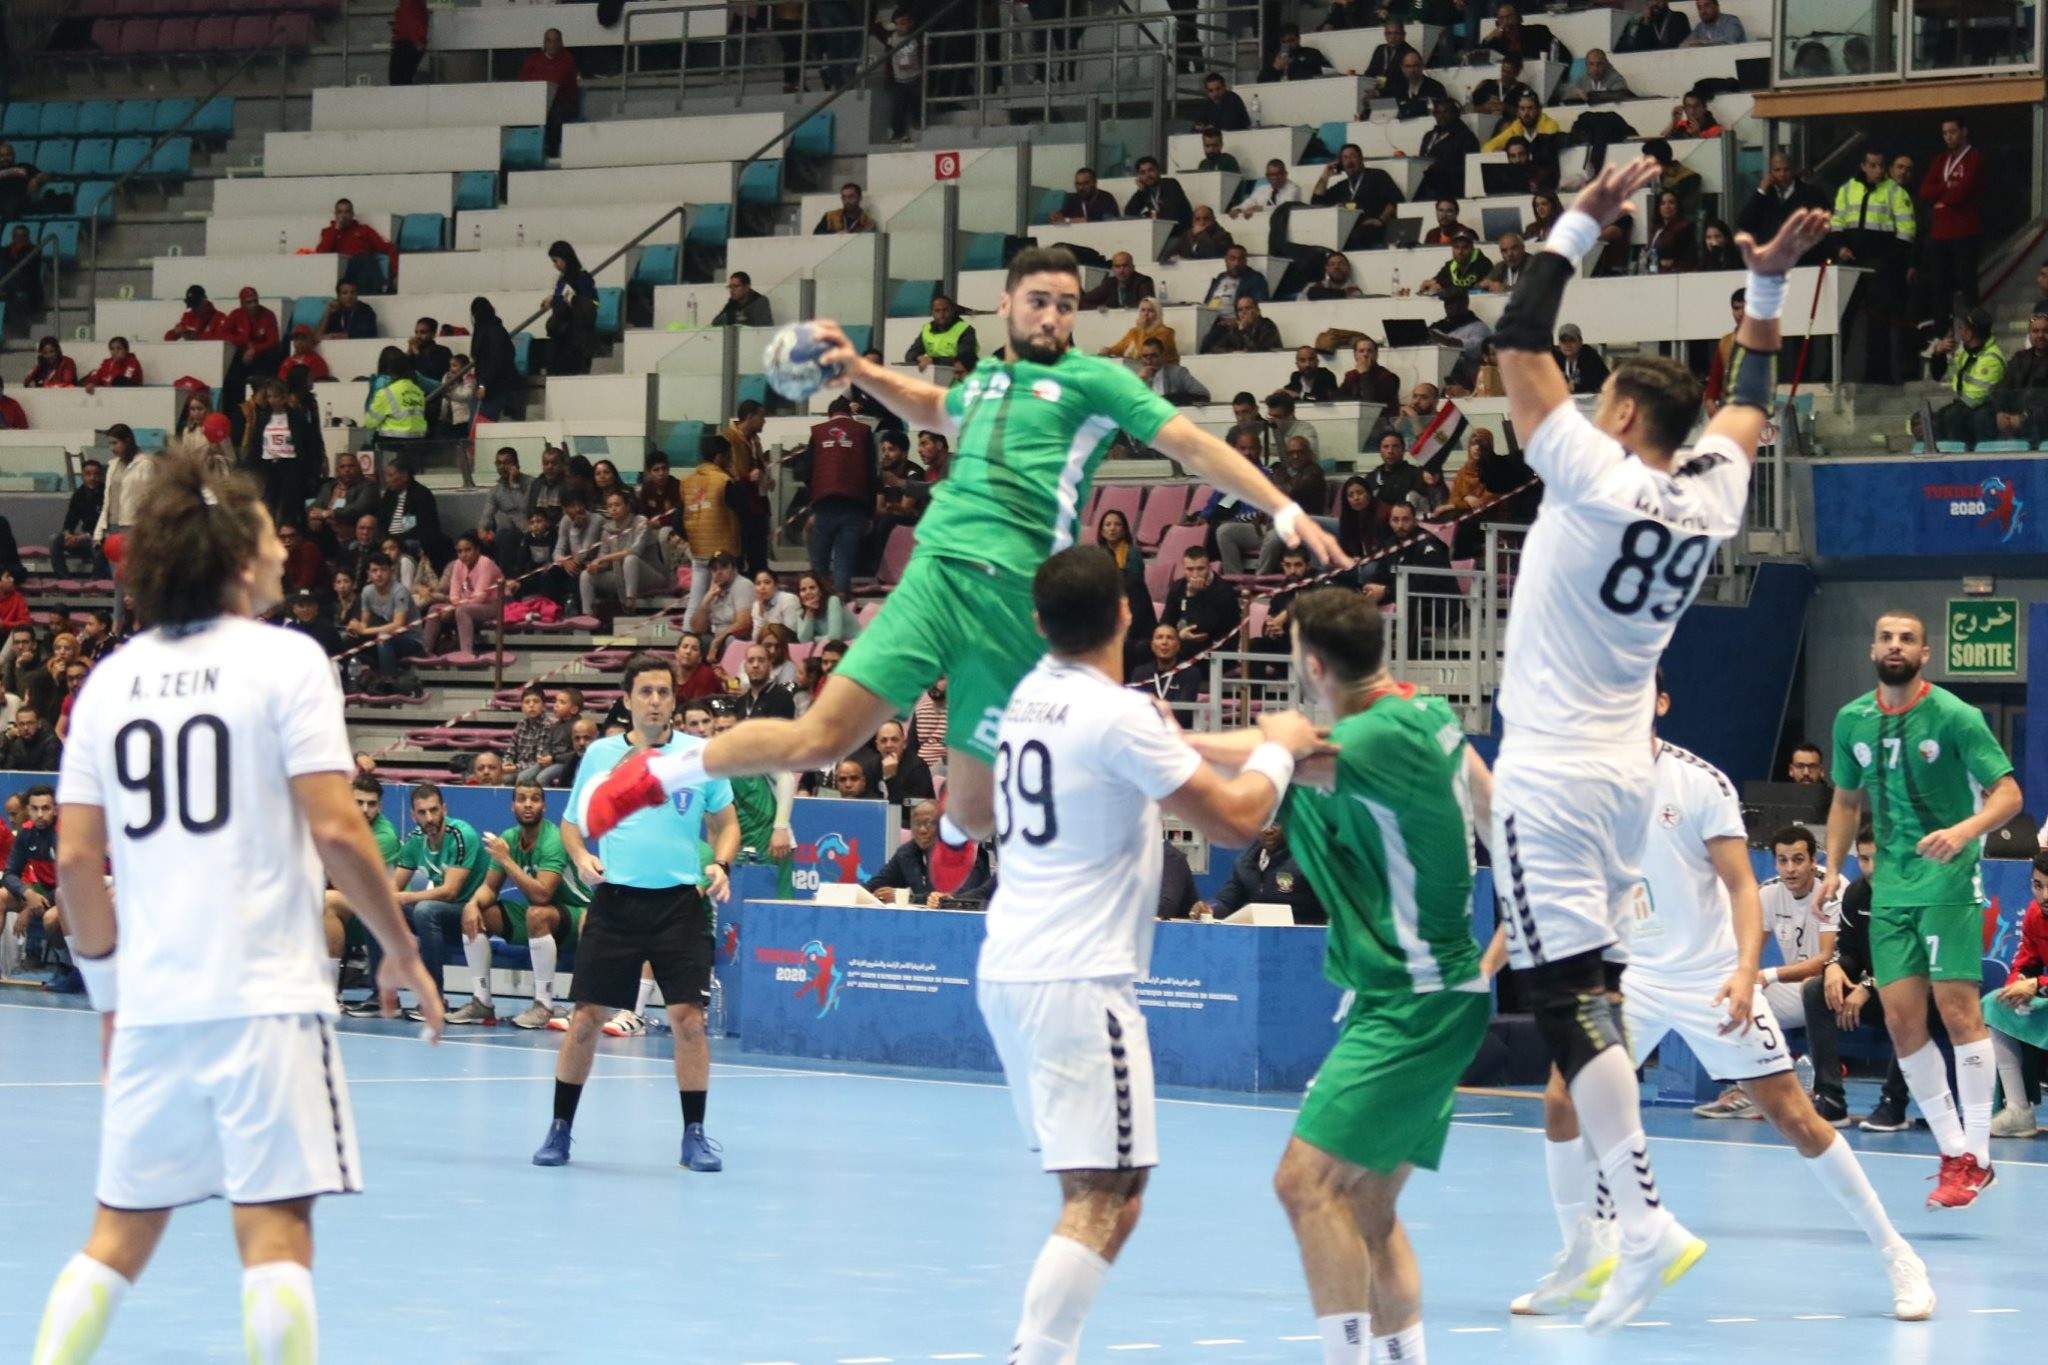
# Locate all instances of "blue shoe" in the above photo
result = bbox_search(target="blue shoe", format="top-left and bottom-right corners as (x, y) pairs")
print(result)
(531, 1119), (573, 1167)
(680, 1123), (722, 1172)
(45, 965), (84, 995)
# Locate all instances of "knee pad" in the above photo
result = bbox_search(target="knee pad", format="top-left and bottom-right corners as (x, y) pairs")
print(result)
(1528, 950), (1628, 1085)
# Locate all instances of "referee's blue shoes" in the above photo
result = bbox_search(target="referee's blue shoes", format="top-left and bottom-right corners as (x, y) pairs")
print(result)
(532, 1119), (573, 1167)
(681, 1124), (723, 1172)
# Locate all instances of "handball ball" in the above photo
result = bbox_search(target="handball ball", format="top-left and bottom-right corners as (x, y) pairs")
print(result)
(201, 413), (232, 444)
(761, 322), (843, 403)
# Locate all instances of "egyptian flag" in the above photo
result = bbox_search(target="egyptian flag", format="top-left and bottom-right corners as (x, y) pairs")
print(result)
(1410, 400), (1467, 474)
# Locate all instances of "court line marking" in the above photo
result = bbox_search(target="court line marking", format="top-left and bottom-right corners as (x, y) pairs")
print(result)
(1193, 1339), (1245, 1346)
(1707, 1317), (1759, 1324)
(0, 1072), (684, 1089)
(1449, 1327), (1503, 1334)
(11, 999), (2048, 1170)
(1793, 1314), (1846, 1321)
(928, 1355), (986, 1360)
(1972, 1308), (2021, 1315)
(838, 1357), (894, 1363)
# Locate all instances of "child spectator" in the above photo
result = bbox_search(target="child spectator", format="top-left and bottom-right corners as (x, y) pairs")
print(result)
(80, 337), (143, 392)
(1986, 850), (2048, 1137)
(883, 7), (922, 142)
(505, 685), (556, 785)
(279, 327), (332, 383)
(24, 336), (75, 388)
(444, 355), (477, 428)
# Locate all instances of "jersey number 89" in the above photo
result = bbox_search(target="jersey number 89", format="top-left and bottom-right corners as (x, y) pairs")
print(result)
(1598, 520), (1712, 620)
(994, 739), (1058, 847)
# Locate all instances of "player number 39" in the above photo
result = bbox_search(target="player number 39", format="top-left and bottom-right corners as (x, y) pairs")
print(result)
(994, 738), (1058, 847)
(1597, 520), (1713, 620)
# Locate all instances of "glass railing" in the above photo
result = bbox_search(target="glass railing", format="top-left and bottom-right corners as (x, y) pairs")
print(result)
(1910, 0), (2040, 73)
(1776, 0), (2042, 79)
(814, 231), (884, 333)
(653, 323), (733, 456)
(885, 181), (956, 302)
(959, 146), (1025, 237)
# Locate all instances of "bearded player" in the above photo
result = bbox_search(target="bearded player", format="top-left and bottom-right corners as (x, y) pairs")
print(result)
(578, 247), (1348, 888)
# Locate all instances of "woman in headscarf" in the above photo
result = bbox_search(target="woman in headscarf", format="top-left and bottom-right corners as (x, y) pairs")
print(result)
(468, 296), (523, 420)
(542, 240), (598, 377)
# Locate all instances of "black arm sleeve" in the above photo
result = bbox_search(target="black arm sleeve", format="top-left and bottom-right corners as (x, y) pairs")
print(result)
(1491, 249), (1575, 353)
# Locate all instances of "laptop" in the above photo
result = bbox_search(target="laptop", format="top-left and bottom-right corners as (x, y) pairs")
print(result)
(1480, 161), (1532, 195)
(1381, 217), (1422, 247)
(1382, 316), (1433, 348)
(1480, 205), (1523, 239)
(1740, 779), (1834, 832)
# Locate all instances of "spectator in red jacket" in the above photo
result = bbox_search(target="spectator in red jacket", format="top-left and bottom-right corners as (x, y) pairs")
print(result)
(390, 0), (428, 85)
(279, 326), (332, 383)
(80, 337), (143, 393)
(520, 27), (582, 157)
(164, 284), (231, 342)
(0, 569), (28, 628)
(1985, 850), (2048, 1136)
(315, 197), (400, 294)
(0, 377), (25, 430)
(223, 285), (284, 412)
(23, 336), (75, 388)
(1920, 114), (1984, 337)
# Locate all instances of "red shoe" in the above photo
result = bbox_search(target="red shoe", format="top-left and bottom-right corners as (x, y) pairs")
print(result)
(1926, 1152), (1996, 1209)
(583, 748), (665, 840)
(928, 834), (978, 895)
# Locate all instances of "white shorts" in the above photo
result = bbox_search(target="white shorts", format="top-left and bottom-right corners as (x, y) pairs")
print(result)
(1493, 739), (1655, 970)
(1762, 978), (1807, 1030)
(97, 1014), (362, 1211)
(978, 977), (1159, 1173)
(1624, 974), (1793, 1083)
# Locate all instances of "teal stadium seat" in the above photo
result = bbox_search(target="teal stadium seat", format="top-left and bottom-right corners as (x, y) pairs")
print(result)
(114, 100), (155, 136)
(455, 170), (496, 211)
(151, 99), (195, 135)
(686, 203), (730, 247)
(1974, 440), (2029, 452)
(37, 103), (78, 138)
(511, 333), (532, 373)
(735, 374), (769, 408)
(887, 279), (936, 317)
(289, 296), (328, 334)
(1031, 187), (1064, 224)
(35, 141), (74, 177)
(74, 184), (115, 222)
(76, 102), (118, 137)
(737, 159), (782, 208)
(1097, 141), (1128, 176)
(1, 105), (39, 139)
(633, 243), (679, 286)
(71, 140), (113, 179)
(39, 221), (80, 266)
(594, 286), (622, 335)
(660, 419), (706, 462)
(840, 323), (872, 353)
(190, 98), (234, 138)
(1304, 121), (1347, 164)
(789, 112), (834, 159)
(961, 232), (1007, 271)
(397, 213), (445, 252)
(108, 138), (148, 177)
(129, 428), (167, 450)
(144, 138), (192, 178)
(501, 126), (545, 171)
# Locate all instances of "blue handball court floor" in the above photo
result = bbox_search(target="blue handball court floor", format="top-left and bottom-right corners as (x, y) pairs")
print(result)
(0, 995), (2039, 1364)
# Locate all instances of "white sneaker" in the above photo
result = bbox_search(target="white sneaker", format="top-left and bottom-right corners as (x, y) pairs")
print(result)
(1581, 1217), (1707, 1336)
(1510, 1215), (1620, 1315)
(602, 1010), (646, 1037)
(1882, 1242), (1935, 1321)
(1990, 1104), (2038, 1138)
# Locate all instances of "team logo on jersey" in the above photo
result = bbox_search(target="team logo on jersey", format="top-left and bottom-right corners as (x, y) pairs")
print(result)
(1657, 804), (1681, 828)
(1919, 739), (1941, 763)
(1853, 741), (1873, 767)
(1030, 379), (1062, 402)
(672, 789), (696, 816)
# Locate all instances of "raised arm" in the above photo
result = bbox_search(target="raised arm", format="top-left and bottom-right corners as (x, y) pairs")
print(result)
(1702, 206), (1835, 457)
(1159, 711), (1323, 845)
(1149, 416), (1350, 568)
(811, 318), (957, 437)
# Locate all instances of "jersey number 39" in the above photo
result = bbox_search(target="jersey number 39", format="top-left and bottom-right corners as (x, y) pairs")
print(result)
(994, 739), (1058, 847)
(1598, 520), (1712, 620)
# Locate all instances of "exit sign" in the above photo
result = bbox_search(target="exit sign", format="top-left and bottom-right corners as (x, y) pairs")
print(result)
(1945, 597), (2019, 676)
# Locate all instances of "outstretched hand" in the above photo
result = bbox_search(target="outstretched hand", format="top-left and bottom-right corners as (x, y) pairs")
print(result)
(1567, 156), (1663, 229)
(1736, 207), (1832, 276)
(806, 317), (859, 389)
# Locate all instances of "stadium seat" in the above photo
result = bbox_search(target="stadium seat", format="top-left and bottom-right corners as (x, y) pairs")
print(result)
(90, 19), (124, 50)
(1030, 187), (1064, 224)
(659, 419), (706, 462)
(511, 332), (532, 373)
(789, 112), (834, 159)
(37, 103), (78, 138)
(735, 374), (768, 407)
(33, 221), (81, 266)
(737, 159), (783, 207)
(455, 170), (497, 212)
(887, 279), (936, 317)
(109, 138), (149, 177)
(229, 15), (275, 50)
(594, 287), (623, 336)
(35, 141), (75, 177)
(1094, 485), (1142, 533)
(1, 105), (38, 139)
(147, 136), (192, 177)
(151, 98), (195, 134)
(288, 295), (328, 334)
(685, 203), (730, 247)
(1308, 121), (1347, 165)
(839, 323), (871, 353)
(632, 243), (679, 286)
(114, 99), (155, 135)
(1148, 524), (1205, 597)
(1135, 484), (1189, 548)
(190, 97), (235, 137)
(874, 524), (915, 585)
(960, 232), (1007, 271)
(1974, 440), (2029, 452)
(397, 213), (446, 253)
(273, 13), (313, 48)
(192, 17), (237, 51)
(156, 17), (198, 50)
(74, 183), (116, 222)
(501, 126), (545, 171)
(128, 427), (167, 449)
(75, 101), (118, 136)
(113, 17), (159, 53)
(71, 139), (113, 178)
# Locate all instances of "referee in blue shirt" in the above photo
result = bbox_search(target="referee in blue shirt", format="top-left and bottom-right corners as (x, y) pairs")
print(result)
(534, 653), (741, 1171)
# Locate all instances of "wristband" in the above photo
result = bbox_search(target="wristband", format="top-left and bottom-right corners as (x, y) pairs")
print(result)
(1541, 209), (1601, 264)
(1743, 270), (1787, 321)
(1241, 741), (1297, 803)
(1271, 501), (1305, 544)
(76, 952), (117, 1013)
(1760, 966), (1781, 986)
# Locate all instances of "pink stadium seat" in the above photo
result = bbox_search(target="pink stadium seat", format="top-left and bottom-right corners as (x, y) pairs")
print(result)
(191, 16), (236, 49)
(1134, 484), (1188, 549)
(1080, 487), (1102, 529)
(875, 525), (915, 585)
(1091, 485), (1142, 537)
(272, 12), (312, 46)
(80, 0), (121, 16)
(154, 17), (197, 49)
(115, 17), (162, 51)
(718, 637), (749, 675)
(229, 14), (274, 47)
(91, 19), (124, 49)
(113, 0), (151, 14)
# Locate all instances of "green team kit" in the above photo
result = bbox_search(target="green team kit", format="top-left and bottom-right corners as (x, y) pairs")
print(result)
(1279, 686), (1490, 1173)
(835, 350), (1178, 762)
(1831, 681), (2015, 985)
(493, 820), (591, 947)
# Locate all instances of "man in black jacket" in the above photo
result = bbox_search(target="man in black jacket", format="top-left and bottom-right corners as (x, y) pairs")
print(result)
(376, 454), (449, 567)
(865, 800), (990, 904)
(1978, 311), (2048, 444)
(1122, 157), (1193, 233)
(1553, 323), (1610, 394)
(1214, 824), (1326, 924)
(1079, 252), (1156, 310)
(1048, 167), (1121, 225)
(1738, 154), (1831, 261)
(1362, 20), (1419, 92)
(1801, 825), (1914, 1129)
(49, 458), (106, 578)
(284, 589), (347, 656)
(1616, 0), (1688, 51)
(1156, 838), (1207, 919)
(1197, 72), (1252, 131)
(0, 706), (60, 771)
(735, 643), (797, 720)
(862, 718), (935, 803)
(1417, 97), (1481, 202)
(1162, 545), (1240, 650)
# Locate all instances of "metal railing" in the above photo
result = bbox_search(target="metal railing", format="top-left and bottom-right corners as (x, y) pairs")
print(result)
(615, 1), (873, 114)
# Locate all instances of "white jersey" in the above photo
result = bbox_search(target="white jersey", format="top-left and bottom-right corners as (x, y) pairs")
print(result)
(1624, 741), (1747, 986)
(1761, 875), (1840, 969)
(978, 657), (1202, 984)
(1497, 403), (1752, 748)
(57, 618), (353, 1027)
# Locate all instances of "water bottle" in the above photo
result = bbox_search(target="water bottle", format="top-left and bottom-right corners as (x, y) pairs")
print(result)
(706, 973), (727, 1038)
(1157, 276), (1169, 304)
(277, 228), (288, 255)
(516, 223), (526, 249)
(1390, 263), (1403, 298)
(688, 295), (700, 328)
(1249, 93), (1262, 125)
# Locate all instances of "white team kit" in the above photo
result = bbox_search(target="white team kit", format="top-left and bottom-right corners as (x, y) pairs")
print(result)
(57, 618), (363, 1210)
(1491, 402), (1751, 968)
(1758, 876), (1841, 1027)
(1622, 742), (1792, 1081)
(976, 658), (1201, 1172)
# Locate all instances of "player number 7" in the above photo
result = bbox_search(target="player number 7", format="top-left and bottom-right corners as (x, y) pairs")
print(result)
(1882, 737), (1902, 769)
(1926, 934), (1940, 965)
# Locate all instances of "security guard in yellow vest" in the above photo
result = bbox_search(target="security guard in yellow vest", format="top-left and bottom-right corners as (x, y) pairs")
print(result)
(365, 368), (428, 441)
(903, 293), (980, 371)
(1833, 147), (1919, 384)
(1931, 307), (2006, 445)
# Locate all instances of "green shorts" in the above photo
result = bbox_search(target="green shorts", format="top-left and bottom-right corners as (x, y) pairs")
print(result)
(1870, 902), (1984, 986)
(1293, 988), (1490, 1174)
(832, 552), (1046, 765)
(500, 897), (584, 950)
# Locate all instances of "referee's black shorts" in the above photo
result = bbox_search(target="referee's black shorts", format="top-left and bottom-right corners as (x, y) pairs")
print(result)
(569, 882), (714, 1012)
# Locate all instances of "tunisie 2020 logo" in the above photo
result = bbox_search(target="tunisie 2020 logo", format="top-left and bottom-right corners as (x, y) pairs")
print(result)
(789, 831), (866, 892)
(754, 940), (842, 1016)
(1924, 476), (2025, 544)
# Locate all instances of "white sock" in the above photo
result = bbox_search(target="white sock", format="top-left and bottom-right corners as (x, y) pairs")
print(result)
(938, 812), (971, 848)
(1009, 1235), (1109, 1365)
(1316, 1312), (1369, 1364)
(1955, 1037), (1995, 1164)
(635, 974), (657, 1017)
(647, 745), (707, 793)
(1806, 1134), (1905, 1251)
(463, 934), (492, 1006)
(1993, 1029), (2031, 1112)
(1371, 1323), (1425, 1364)
(326, 958), (342, 992)
(241, 1261), (317, 1365)
(1543, 1136), (1594, 1243)
(1897, 1042), (1967, 1158)
(1570, 1046), (1670, 1246)
(529, 933), (556, 1007)
(31, 1253), (130, 1365)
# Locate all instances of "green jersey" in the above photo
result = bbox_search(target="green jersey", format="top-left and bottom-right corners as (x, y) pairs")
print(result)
(396, 817), (491, 898)
(1280, 687), (1480, 995)
(499, 821), (591, 910)
(370, 813), (400, 867)
(729, 773), (778, 856)
(922, 350), (1178, 578)
(1831, 682), (2013, 910)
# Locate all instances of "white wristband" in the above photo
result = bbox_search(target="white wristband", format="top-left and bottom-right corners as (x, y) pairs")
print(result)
(1541, 209), (1602, 264)
(1271, 501), (1305, 544)
(76, 953), (117, 1013)
(1241, 741), (1297, 804)
(1760, 966), (1781, 986)
(1743, 271), (1787, 321)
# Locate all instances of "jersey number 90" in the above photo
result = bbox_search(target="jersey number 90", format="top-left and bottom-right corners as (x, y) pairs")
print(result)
(1598, 520), (1712, 620)
(113, 715), (231, 839)
(994, 739), (1058, 847)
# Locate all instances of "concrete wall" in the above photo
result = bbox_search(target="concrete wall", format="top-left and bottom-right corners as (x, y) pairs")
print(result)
(1803, 575), (2042, 731)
